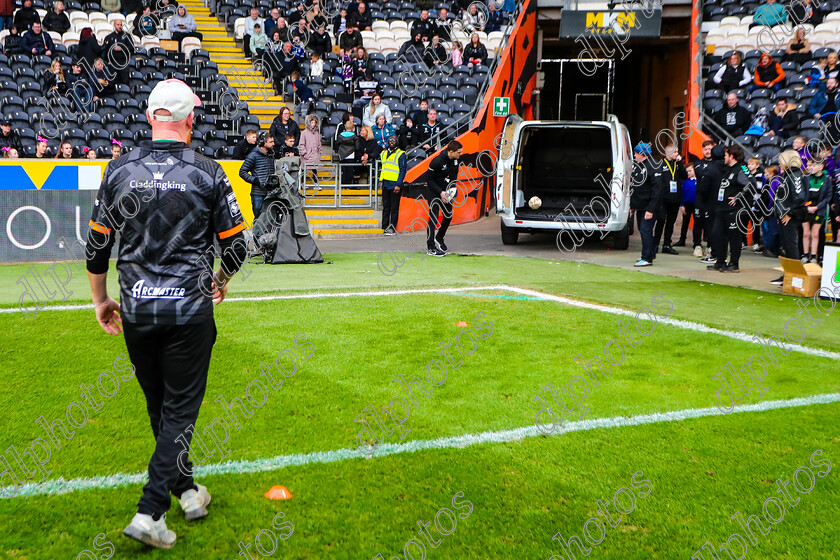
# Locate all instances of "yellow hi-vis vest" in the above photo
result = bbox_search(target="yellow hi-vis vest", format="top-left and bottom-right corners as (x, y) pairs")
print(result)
(379, 148), (405, 182)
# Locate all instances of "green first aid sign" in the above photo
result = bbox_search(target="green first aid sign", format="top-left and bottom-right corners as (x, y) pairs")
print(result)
(493, 97), (510, 117)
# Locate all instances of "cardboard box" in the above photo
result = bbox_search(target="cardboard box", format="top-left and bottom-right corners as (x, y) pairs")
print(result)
(774, 257), (822, 297)
(160, 39), (179, 52)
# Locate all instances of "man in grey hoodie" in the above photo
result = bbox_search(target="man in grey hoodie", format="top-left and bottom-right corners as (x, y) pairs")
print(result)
(169, 6), (203, 47)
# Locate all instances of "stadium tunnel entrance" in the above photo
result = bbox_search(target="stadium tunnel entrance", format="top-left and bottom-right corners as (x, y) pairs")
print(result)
(534, 8), (692, 147)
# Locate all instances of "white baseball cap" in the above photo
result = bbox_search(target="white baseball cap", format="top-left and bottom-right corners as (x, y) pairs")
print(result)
(147, 79), (202, 122)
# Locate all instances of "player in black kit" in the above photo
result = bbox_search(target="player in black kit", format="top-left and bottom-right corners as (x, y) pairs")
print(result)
(85, 80), (248, 549)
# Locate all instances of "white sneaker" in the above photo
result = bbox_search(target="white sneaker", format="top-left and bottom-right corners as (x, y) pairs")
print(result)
(693, 246), (703, 258)
(634, 259), (652, 267)
(123, 513), (177, 549)
(178, 484), (211, 521)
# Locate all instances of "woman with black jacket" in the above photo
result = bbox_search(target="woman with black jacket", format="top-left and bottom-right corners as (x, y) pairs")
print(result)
(464, 33), (487, 67)
(77, 28), (102, 65)
(4, 26), (24, 55)
(268, 106), (300, 148)
(336, 116), (361, 186)
(42, 59), (68, 95)
(357, 125), (381, 183)
(398, 117), (419, 150)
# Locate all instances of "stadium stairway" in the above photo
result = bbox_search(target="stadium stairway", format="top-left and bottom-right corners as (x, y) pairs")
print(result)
(180, 0), (285, 129)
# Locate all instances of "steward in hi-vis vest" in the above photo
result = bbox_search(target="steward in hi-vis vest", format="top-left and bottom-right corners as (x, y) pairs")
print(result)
(378, 135), (407, 235)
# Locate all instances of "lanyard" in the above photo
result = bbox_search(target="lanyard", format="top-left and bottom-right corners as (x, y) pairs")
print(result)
(664, 159), (676, 179)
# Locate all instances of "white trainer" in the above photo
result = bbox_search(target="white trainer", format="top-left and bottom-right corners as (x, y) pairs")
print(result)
(178, 484), (211, 521)
(123, 513), (176, 549)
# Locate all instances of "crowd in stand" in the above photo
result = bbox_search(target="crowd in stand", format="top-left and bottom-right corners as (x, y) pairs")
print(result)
(629, 135), (839, 286)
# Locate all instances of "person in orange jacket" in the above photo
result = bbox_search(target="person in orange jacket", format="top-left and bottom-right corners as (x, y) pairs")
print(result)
(752, 52), (786, 92)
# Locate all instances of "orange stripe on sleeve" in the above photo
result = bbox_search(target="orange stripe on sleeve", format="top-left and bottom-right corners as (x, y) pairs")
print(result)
(89, 220), (112, 235)
(218, 222), (245, 239)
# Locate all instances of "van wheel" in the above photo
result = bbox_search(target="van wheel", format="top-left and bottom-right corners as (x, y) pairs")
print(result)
(501, 223), (519, 245)
(612, 221), (631, 250)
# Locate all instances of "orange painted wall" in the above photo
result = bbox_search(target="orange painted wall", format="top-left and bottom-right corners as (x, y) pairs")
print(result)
(396, 0), (538, 232)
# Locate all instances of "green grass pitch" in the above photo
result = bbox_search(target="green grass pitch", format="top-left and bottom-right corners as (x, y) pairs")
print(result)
(0, 253), (838, 559)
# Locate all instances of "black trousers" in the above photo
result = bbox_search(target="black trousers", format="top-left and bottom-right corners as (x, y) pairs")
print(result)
(779, 216), (802, 260)
(172, 31), (204, 47)
(693, 207), (709, 248)
(654, 201), (681, 248)
(124, 318), (217, 516)
(243, 33), (252, 56)
(679, 202), (696, 245)
(427, 196), (452, 249)
(713, 210), (742, 267)
(381, 187), (401, 231)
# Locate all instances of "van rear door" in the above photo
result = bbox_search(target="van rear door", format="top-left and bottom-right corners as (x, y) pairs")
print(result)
(496, 113), (523, 214)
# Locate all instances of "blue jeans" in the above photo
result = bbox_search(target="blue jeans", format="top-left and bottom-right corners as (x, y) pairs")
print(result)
(761, 217), (779, 254)
(251, 194), (265, 219)
(0, 16), (11, 30)
(636, 210), (657, 263)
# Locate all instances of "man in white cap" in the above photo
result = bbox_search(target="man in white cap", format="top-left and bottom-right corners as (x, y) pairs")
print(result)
(85, 79), (249, 549)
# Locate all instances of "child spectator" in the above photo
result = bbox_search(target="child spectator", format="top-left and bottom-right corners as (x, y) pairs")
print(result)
(752, 53), (785, 92)
(450, 40), (463, 67)
(281, 134), (299, 157)
(111, 140), (122, 159)
(803, 158), (833, 263)
(55, 140), (73, 158)
(809, 56), (828, 91)
(412, 99), (429, 126)
(762, 165), (781, 258)
(34, 136), (48, 158)
(4, 26), (24, 55)
(793, 136), (810, 167)
(291, 35), (307, 60)
(310, 52), (324, 78)
(2, 146), (19, 158)
(290, 70), (314, 117)
(298, 114), (322, 192)
(746, 156), (764, 251)
(372, 113), (395, 149)
(339, 51), (355, 93)
(336, 116), (360, 186)
(352, 46), (372, 82)
(250, 23), (268, 57)
(233, 129), (258, 159)
(676, 162), (697, 248)
(83, 147), (97, 159)
(818, 144), (835, 177)
(398, 117), (419, 150)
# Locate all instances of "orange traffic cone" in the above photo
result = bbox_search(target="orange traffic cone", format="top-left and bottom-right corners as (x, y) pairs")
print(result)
(265, 485), (293, 500)
(456, 321), (469, 327)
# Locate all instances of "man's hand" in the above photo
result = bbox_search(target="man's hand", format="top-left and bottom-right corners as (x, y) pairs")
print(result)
(680, 206), (686, 214)
(394, 185), (400, 193)
(815, 113), (821, 119)
(644, 211), (653, 220)
(94, 297), (123, 335)
(45, 50), (51, 56)
(441, 191), (449, 202)
(212, 278), (229, 305)
(768, 130), (776, 136)
(781, 214), (791, 225)
(807, 205), (817, 213)
(728, 196), (736, 206)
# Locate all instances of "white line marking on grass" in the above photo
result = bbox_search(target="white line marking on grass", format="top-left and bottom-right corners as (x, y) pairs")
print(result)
(501, 286), (840, 360)
(3, 284), (837, 359)
(2, 393), (838, 500)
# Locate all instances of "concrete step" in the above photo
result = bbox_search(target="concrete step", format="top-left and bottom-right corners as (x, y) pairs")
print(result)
(305, 197), (369, 205)
(305, 208), (376, 217)
(312, 228), (384, 239)
(308, 218), (380, 228)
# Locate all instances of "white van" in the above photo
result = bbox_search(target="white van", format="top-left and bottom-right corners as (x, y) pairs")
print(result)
(495, 114), (634, 248)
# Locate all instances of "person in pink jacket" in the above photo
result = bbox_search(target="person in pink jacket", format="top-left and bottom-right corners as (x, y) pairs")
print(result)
(299, 114), (323, 193)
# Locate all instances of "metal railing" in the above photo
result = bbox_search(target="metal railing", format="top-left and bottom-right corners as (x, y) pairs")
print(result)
(421, 5), (522, 153)
(299, 161), (380, 208)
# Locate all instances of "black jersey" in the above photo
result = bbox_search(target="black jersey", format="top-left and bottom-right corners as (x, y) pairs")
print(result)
(88, 141), (245, 325)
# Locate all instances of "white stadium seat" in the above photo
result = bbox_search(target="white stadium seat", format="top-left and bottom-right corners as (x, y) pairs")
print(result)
(234, 17), (245, 40)
(371, 20), (390, 31)
(390, 20), (408, 31)
(62, 31), (80, 47)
